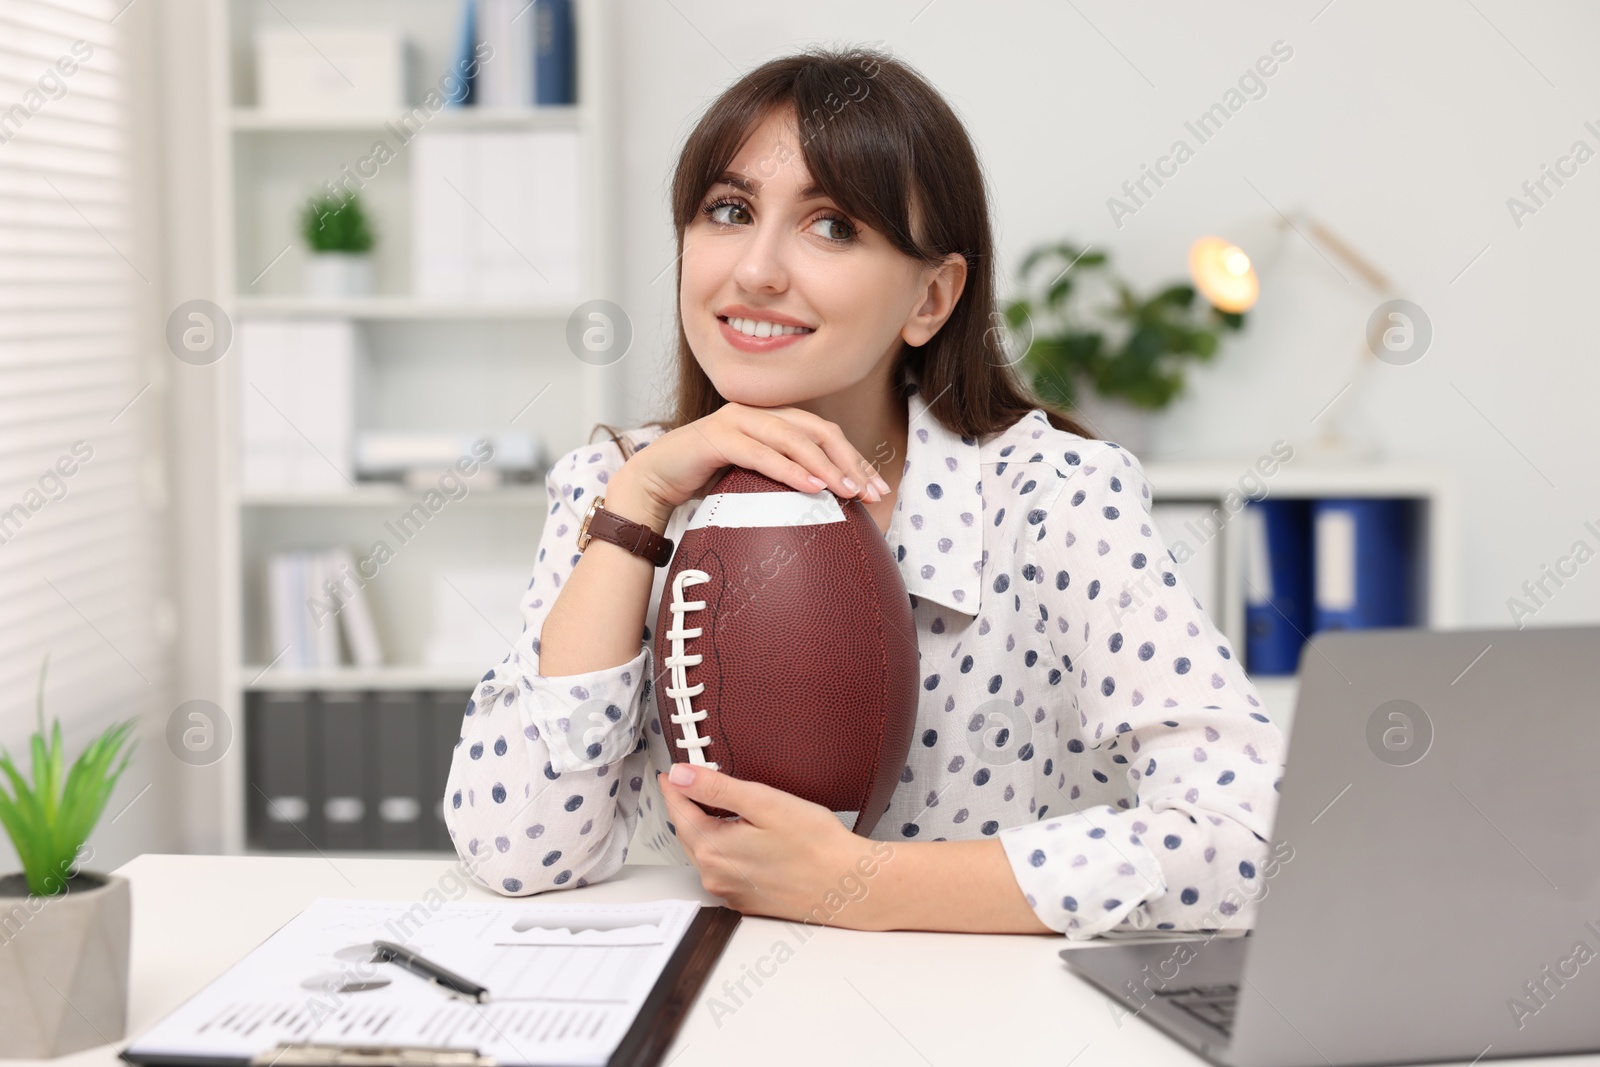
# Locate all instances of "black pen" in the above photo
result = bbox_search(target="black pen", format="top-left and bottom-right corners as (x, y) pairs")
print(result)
(371, 940), (490, 1003)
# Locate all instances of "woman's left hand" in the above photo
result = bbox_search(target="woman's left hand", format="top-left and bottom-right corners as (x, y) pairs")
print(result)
(656, 763), (887, 929)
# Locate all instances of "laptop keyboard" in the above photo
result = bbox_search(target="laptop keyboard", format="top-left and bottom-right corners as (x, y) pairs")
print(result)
(1152, 983), (1240, 1037)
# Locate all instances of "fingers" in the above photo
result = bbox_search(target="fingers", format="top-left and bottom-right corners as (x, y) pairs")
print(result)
(720, 406), (891, 503)
(777, 407), (893, 501)
(657, 770), (712, 852)
(750, 413), (869, 500)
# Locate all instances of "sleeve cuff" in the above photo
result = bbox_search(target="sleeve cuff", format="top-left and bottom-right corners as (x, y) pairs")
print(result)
(998, 806), (1169, 939)
(521, 644), (652, 774)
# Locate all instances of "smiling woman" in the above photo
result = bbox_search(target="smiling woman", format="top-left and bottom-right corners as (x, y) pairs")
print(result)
(443, 45), (1288, 942)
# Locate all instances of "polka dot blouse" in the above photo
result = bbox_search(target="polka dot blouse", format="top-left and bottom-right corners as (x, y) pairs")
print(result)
(443, 377), (1288, 939)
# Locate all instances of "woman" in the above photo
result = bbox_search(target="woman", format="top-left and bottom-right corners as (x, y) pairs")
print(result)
(444, 45), (1286, 939)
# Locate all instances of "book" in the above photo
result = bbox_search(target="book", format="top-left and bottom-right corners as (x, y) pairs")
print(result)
(533, 0), (575, 105)
(445, 0), (479, 106)
(330, 546), (384, 668)
(475, 0), (533, 108)
(310, 551), (342, 668)
(264, 547), (386, 670)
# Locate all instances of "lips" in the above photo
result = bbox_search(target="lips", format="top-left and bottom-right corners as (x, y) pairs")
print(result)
(717, 315), (813, 353)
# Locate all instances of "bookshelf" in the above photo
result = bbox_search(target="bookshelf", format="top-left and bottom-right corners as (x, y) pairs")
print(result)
(201, 4), (1454, 856)
(1139, 456), (1459, 738)
(210, 0), (618, 854)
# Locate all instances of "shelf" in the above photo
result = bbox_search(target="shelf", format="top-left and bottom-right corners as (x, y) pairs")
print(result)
(1141, 458), (1453, 500)
(238, 485), (545, 508)
(232, 296), (574, 320)
(241, 665), (491, 691)
(230, 106), (583, 132)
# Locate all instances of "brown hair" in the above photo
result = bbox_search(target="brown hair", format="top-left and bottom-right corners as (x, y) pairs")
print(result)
(593, 43), (1090, 460)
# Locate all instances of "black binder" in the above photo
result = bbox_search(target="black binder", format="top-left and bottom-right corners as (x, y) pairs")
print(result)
(118, 904), (741, 1067)
(370, 691), (424, 851)
(246, 691), (315, 851)
(318, 691), (369, 851)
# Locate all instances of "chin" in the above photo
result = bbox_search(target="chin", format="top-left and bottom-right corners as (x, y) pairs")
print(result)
(710, 377), (810, 410)
(699, 359), (808, 409)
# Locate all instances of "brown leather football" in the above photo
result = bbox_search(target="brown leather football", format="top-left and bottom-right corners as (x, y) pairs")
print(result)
(652, 466), (919, 836)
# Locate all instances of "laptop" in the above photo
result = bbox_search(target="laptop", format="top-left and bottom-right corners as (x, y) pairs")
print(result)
(1060, 624), (1600, 1067)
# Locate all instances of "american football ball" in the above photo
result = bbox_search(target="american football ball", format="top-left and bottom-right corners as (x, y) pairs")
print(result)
(652, 466), (919, 837)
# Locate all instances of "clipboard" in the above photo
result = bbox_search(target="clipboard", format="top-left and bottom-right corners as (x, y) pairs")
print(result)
(118, 902), (742, 1067)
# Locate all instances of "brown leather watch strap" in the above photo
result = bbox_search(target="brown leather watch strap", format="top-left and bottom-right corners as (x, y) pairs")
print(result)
(578, 496), (675, 567)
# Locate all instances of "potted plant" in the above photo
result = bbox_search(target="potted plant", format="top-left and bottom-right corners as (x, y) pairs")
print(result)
(301, 191), (376, 298)
(1004, 242), (1246, 456)
(0, 654), (138, 1059)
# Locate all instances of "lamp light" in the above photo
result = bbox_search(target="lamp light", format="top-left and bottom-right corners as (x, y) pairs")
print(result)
(1188, 235), (1260, 313)
(1188, 212), (1398, 461)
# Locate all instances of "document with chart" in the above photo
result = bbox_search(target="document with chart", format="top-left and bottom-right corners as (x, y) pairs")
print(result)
(120, 896), (734, 1067)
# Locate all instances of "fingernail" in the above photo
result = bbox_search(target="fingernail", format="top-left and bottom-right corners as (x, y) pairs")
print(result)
(842, 477), (860, 493)
(669, 763), (696, 786)
(809, 475), (828, 489)
(863, 485), (881, 503)
(872, 476), (891, 495)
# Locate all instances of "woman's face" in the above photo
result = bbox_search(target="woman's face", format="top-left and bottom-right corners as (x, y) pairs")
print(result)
(679, 107), (958, 409)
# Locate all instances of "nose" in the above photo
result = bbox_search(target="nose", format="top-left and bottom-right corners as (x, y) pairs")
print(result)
(731, 214), (789, 294)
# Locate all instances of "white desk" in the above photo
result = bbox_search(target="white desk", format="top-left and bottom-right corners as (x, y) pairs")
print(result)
(49, 854), (1592, 1067)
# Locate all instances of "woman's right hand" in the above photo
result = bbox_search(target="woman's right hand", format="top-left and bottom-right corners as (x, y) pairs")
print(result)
(612, 403), (893, 528)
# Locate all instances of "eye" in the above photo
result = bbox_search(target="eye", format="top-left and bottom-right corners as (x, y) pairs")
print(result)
(701, 196), (750, 226)
(808, 212), (858, 243)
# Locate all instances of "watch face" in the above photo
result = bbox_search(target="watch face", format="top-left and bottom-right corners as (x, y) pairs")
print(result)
(578, 496), (603, 548)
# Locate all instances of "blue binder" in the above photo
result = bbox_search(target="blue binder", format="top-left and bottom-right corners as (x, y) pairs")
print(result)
(1244, 499), (1313, 675)
(533, 0), (575, 105)
(446, 0), (478, 106)
(1311, 498), (1416, 631)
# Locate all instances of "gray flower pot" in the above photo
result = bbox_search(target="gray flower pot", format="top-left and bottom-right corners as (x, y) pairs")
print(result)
(0, 871), (130, 1059)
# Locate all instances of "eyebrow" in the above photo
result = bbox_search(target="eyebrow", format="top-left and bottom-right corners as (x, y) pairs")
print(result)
(712, 171), (827, 200)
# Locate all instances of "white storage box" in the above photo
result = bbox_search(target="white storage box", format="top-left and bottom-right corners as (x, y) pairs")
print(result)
(255, 27), (409, 115)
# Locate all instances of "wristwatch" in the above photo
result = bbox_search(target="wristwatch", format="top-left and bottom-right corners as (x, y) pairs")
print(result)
(577, 495), (675, 567)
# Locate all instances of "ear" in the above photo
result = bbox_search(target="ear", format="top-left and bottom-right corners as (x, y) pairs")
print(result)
(900, 252), (969, 348)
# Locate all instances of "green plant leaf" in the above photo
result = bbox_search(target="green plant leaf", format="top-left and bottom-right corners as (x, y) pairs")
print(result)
(1045, 273), (1074, 312)
(0, 656), (139, 895)
(1003, 299), (1031, 329)
(0, 761), (41, 867)
(301, 193), (375, 254)
(1152, 284), (1197, 309)
(1012, 238), (1244, 414)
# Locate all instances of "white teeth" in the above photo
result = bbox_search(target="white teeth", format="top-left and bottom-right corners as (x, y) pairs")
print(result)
(725, 316), (813, 338)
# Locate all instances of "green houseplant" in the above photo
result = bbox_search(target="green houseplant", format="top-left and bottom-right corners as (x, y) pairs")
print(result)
(1004, 241), (1246, 452)
(300, 191), (376, 298)
(0, 653), (138, 1057)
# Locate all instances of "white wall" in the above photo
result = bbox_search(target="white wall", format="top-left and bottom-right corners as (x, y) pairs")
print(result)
(607, 0), (1600, 633)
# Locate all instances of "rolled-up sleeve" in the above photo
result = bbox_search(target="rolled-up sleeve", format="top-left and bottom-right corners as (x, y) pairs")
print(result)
(997, 446), (1288, 939)
(443, 433), (660, 896)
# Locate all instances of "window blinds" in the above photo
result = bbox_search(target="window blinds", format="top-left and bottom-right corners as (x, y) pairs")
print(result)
(0, 0), (166, 740)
